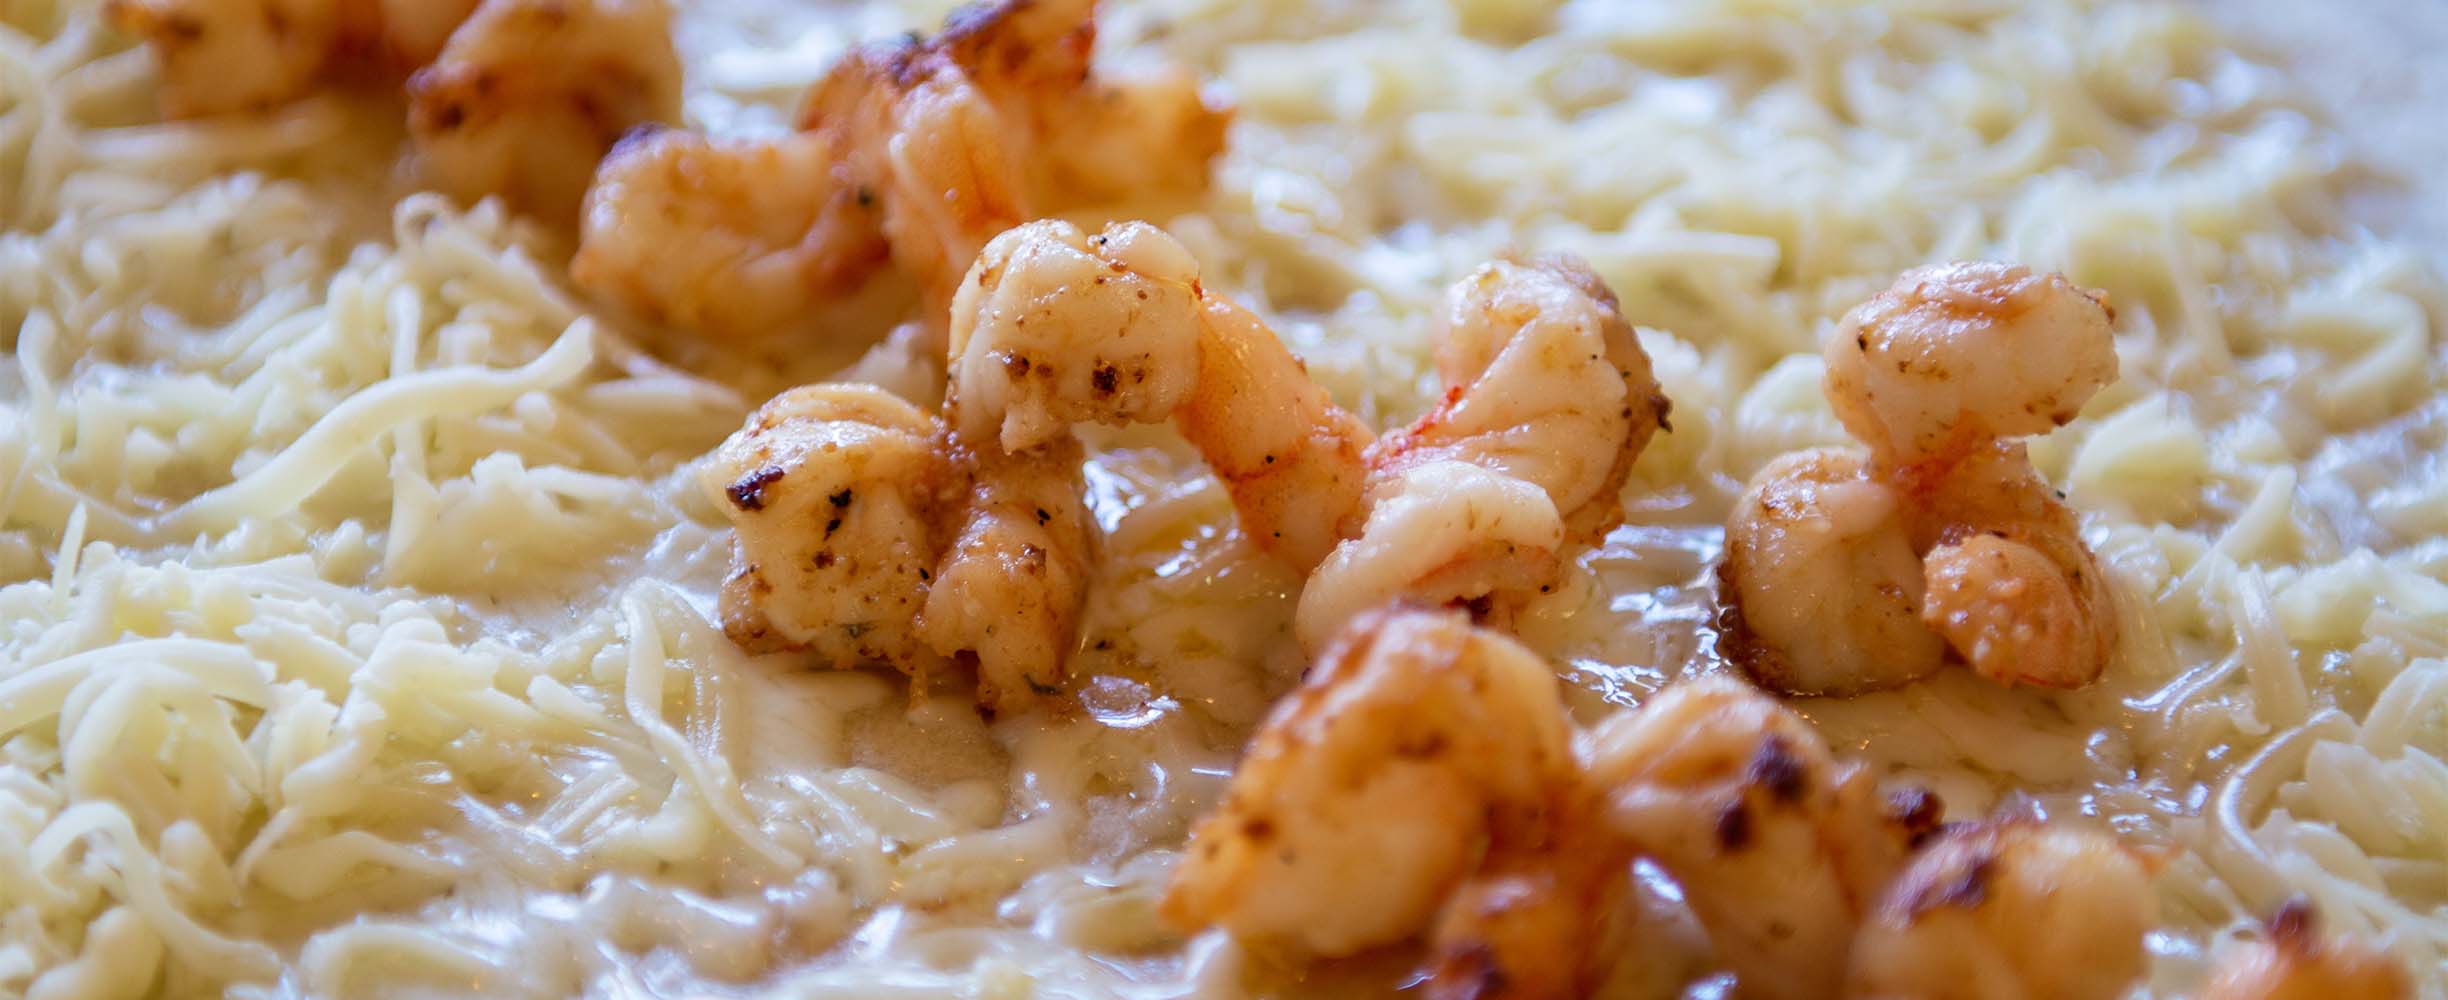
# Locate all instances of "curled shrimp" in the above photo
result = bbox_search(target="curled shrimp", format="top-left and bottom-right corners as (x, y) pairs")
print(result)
(702, 225), (1164, 713)
(104, 0), (480, 117)
(1719, 448), (1947, 696)
(935, 218), (1374, 569)
(699, 384), (954, 674)
(932, 231), (1665, 641)
(407, 0), (683, 226)
(571, 0), (1228, 342)
(1846, 821), (2158, 1000)
(109, 0), (672, 224)
(915, 436), (1094, 711)
(1297, 256), (1667, 649)
(2201, 899), (2410, 1000)
(1823, 262), (2119, 474)
(1582, 676), (1935, 999)
(1161, 606), (1576, 960)
(570, 129), (889, 337)
(1912, 441), (2118, 688)
(946, 219), (1208, 453)
(1723, 262), (2121, 694)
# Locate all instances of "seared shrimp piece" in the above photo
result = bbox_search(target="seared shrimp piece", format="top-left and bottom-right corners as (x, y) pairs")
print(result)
(700, 385), (954, 673)
(1372, 256), (1669, 541)
(1583, 676), (1934, 1000)
(1162, 607), (1575, 959)
(104, 0), (363, 116)
(1422, 794), (1632, 1000)
(917, 436), (1095, 714)
(570, 0), (1226, 343)
(1719, 448), (1946, 696)
(1914, 442), (2117, 688)
(1725, 262), (2122, 695)
(1296, 461), (1565, 653)
(939, 219), (1371, 569)
(2201, 899), (2410, 1000)
(408, 0), (682, 225)
(946, 220), (1207, 452)
(806, 0), (1227, 317)
(1846, 822), (2157, 1000)
(1823, 262), (2117, 473)
(106, 0), (480, 116)
(571, 129), (890, 339)
(1296, 257), (1666, 648)
(1174, 294), (1375, 570)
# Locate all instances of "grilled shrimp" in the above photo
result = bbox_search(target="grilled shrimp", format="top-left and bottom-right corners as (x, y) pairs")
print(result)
(936, 219), (1373, 569)
(104, 0), (481, 117)
(1583, 676), (1935, 1000)
(1173, 294), (1376, 570)
(571, 0), (1227, 342)
(916, 436), (1095, 713)
(1297, 256), (1667, 648)
(1421, 791), (1632, 1000)
(105, 0), (358, 116)
(2201, 900), (2410, 1000)
(1823, 262), (2118, 473)
(570, 129), (888, 337)
(1846, 822), (2157, 1000)
(700, 385), (953, 673)
(1724, 262), (2121, 694)
(1719, 448), (1945, 696)
(1161, 607), (1576, 960)
(1912, 442), (2117, 688)
(946, 220), (1207, 452)
(407, 0), (683, 226)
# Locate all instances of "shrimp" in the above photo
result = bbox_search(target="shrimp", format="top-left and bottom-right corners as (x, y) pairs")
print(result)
(1913, 442), (2117, 688)
(1846, 821), (2157, 1000)
(935, 218), (1373, 569)
(2201, 899), (2410, 1000)
(110, 0), (668, 223)
(1172, 294), (1376, 571)
(1582, 676), (1935, 1000)
(104, 0), (358, 116)
(105, 0), (482, 117)
(699, 384), (955, 674)
(1718, 448), (1947, 696)
(571, 0), (1228, 342)
(1822, 261), (2118, 474)
(916, 436), (1095, 713)
(946, 220), (1207, 453)
(570, 129), (890, 337)
(1297, 256), (1667, 648)
(1161, 606), (1576, 960)
(1421, 792), (1633, 1000)
(1724, 262), (2121, 694)
(406, 0), (683, 226)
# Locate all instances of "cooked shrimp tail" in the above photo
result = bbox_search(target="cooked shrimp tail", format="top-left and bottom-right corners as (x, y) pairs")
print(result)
(407, 0), (684, 226)
(917, 434), (1095, 714)
(2202, 898), (2412, 1000)
(1162, 607), (1575, 959)
(1847, 821), (2158, 1000)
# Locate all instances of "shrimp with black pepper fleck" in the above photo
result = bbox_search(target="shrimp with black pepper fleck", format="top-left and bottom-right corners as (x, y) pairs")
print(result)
(407, 0), (683, 226)
(1846, 821), (2158, 1000)
(104, 0), (481, 117)
(1298, 255), (1668, 650)
(1581, 676), (1935, 1000)
(2201, 899), (2410, 1000)
(700, 384), (954, 675)
(1161, 607), (1577, 960)
(1723, 262), (2123, 694)
(570, 0), (1229, 342)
